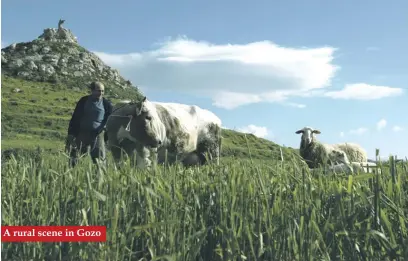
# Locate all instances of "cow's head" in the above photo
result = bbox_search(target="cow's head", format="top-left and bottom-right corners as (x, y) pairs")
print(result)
(128, 96), (163, 148)
(295, 126), (321, 146)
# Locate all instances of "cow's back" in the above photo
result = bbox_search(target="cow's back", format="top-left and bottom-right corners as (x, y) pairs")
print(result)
(154, 102), (221, 154)
(154, 102), (221, 132)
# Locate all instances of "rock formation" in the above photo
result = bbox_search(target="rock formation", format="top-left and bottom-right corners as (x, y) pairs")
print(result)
(1, 19), (142, 100)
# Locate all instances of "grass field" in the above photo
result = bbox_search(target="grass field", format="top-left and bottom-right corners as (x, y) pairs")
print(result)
(1, 150), (407, 260)
(2, 74), (408, 260)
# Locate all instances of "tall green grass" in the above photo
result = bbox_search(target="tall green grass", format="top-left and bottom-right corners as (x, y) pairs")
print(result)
(1, 150), (407, 261)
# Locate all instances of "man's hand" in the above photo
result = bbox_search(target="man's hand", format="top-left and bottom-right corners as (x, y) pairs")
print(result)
(65, 134), (76, 153)
(93, 126), (106, 137)
(66, 134), (75, 143)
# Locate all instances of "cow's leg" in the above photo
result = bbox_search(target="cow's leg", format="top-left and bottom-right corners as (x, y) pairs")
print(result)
(109, 139), (137, 168)
(135, 147), (148, 169)
(120, 140), (138, 167)
(135, 145), (157, 169)
(106, 140), (125, 168)
(109, 144), (123, 163)
(196, 139), (218, 165)
(196, 123), (221, 166)
(181, 150), (206, 167)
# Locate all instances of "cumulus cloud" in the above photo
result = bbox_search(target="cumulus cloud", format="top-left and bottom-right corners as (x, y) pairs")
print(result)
(393, 125), (404, 132)
(324, 83), (403, 100)
(93, 37), (339, 109)
(212, 92), (262, 110)
(377, 119), (387, 131)
(237, 124), (268, 138)
(349, 127), (368, 135)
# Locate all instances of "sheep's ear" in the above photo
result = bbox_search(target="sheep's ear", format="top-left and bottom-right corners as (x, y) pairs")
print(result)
(312, 129), (321, 134)
(295, 130), (304, 134)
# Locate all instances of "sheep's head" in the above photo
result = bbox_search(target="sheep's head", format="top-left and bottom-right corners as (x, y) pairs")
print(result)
(295, 126), (321, 147)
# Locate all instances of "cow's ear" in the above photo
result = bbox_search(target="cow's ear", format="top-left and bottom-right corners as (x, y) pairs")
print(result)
(142, 96), (147, 102)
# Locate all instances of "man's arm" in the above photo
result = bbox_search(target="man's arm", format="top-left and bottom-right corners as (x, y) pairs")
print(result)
(68, 96), (87, 137)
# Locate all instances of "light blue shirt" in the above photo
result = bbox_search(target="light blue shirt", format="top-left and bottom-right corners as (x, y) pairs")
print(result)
(80, 96), (105, 132)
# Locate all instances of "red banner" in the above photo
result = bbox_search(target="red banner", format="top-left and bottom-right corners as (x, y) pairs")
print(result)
(1, 226), (106, 242)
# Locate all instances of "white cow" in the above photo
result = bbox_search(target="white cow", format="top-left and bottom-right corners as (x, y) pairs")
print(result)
(105, 97), (222, 169)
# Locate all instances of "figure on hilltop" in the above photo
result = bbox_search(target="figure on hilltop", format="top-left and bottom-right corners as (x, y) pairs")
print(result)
(58, 19), (65, 30)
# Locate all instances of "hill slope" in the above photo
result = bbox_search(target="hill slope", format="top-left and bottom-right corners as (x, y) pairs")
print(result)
(1, 75), (302, 164)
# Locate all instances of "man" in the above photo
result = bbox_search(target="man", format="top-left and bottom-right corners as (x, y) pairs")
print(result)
(65, 81), (113, 167)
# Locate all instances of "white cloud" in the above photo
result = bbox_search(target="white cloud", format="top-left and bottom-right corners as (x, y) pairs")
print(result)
(393, 125), (404, 132)
(340, 131), (345, 137)
(212, 91), (262, 110)
(238, 124), (268, 138)
(377, 119), (387, 131)
(1, 41), (8, 48)
(93, 36), (339, 109)
(287, 102), (306, 109)
(349, 127), (368, 135)
(324, 83), (403, 100)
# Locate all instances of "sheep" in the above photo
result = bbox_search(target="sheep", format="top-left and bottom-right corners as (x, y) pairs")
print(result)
(295, 126), (368, 169)
(329, 149), (381, 174)
(311, 161), (368, 176)
(328, 150), (364, 174)
(309, 148), (381, 175)
(295, 126), (346, 169)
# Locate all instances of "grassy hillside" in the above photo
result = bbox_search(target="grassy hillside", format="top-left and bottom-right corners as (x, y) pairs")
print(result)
(1, 74), (302, 164)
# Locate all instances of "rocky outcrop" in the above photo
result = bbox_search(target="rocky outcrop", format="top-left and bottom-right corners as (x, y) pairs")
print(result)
(35, 19), (78, 44)
(1, 19), (142, 100)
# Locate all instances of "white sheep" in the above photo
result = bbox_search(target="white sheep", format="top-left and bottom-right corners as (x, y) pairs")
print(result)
(332, 150), (381, 174)
(327, 161), (381, 174)
(295, 126), (368, 169)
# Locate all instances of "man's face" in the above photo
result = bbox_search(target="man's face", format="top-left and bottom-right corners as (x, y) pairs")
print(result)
(91, 85), (104, 99)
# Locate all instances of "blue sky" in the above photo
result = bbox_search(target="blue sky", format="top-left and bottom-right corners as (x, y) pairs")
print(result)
(2, 0), (407, 159)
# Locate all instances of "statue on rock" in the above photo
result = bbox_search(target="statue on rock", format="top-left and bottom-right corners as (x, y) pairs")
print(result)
(58, 19), (65, 31)
(36, 18), (78, 44)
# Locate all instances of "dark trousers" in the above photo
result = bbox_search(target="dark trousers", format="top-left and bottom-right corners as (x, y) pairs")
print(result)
(66, 131), (106, 168)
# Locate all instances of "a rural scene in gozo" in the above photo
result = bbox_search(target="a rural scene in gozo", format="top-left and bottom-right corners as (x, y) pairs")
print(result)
(1, 0), (407, 260)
